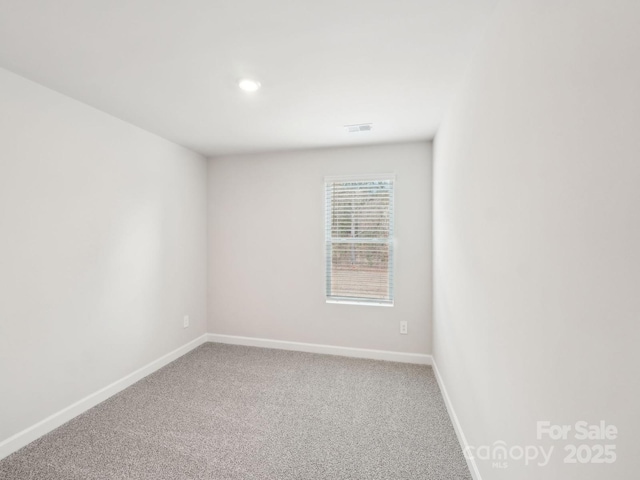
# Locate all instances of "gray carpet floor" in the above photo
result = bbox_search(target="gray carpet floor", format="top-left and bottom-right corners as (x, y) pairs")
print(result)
(0, 343), (471, 479)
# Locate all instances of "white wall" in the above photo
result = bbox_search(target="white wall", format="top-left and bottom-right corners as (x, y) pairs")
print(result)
(0, 68), (208, 446)
(433, 1), (640, 479)
(208, 142), (432, 354)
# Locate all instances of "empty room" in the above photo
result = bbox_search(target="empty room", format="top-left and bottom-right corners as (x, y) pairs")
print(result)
(0, 1), (637, 479)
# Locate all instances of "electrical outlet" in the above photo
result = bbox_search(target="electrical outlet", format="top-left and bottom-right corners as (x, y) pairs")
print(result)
(183, 315), (190, 328)
(400, 321), (408, 335)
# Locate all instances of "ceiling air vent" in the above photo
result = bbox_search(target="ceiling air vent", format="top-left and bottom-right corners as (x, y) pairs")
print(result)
(344, 123), (373, 133)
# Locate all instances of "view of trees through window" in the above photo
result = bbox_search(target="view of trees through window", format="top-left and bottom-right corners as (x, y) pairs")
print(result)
(326, 179), (393, 302)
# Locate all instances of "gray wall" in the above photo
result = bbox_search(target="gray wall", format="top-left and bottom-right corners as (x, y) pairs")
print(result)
(0, 68), (208, 445)
(208, 142), (432, 354)
(433, 1), (640, 478)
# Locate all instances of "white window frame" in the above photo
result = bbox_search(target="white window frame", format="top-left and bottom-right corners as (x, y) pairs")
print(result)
(324, 174), (395, 307)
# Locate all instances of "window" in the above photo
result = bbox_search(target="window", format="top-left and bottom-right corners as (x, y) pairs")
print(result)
(325, 175), (394, 306)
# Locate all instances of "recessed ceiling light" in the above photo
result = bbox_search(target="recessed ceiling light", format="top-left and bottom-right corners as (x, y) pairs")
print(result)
(238, 79), (261, 92)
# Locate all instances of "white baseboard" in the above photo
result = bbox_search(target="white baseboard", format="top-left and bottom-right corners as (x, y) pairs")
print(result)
(432, 359), (482, 480)
(0, 334), (208, 461)
(0, 333), (429, 462)
(207, 333), (432, 365)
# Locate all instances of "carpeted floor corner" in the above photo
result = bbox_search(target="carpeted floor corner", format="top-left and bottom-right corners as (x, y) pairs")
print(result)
(0, 343), (471, 479)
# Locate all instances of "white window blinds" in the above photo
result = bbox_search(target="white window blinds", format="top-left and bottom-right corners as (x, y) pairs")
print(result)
(325, 175), (394, 305)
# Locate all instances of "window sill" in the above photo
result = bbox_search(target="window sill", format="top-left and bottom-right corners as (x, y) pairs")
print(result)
(326, 298), (394, 307)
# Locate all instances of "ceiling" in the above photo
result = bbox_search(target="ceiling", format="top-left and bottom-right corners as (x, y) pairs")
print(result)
(0, 0), (496, 157)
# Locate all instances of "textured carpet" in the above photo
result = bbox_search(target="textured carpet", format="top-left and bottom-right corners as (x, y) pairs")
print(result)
(0, 343), (471, 479)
